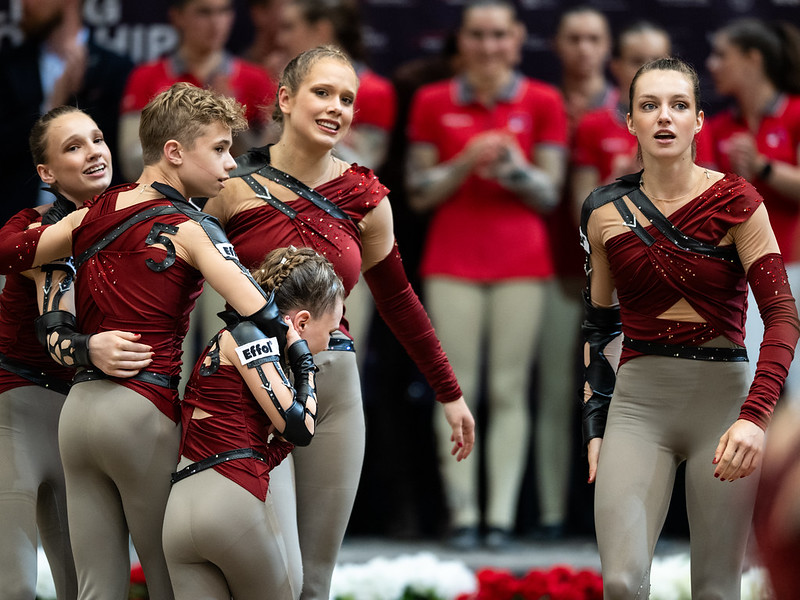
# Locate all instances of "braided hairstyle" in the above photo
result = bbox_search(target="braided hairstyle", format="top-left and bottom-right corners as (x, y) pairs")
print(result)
(253, 246), (345, 318)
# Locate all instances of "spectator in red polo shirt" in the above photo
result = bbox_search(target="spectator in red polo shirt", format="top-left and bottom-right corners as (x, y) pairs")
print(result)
(407, 0), (567, 550)
(705, 18), (800, 403)
(118, 0), (275, 181)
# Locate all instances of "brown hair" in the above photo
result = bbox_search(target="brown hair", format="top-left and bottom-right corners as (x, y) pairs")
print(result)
(29, 105), (84, 166)
(139, 82), (247, 165)
(272, 44), (356, 126)
(253, 245), (344, 318)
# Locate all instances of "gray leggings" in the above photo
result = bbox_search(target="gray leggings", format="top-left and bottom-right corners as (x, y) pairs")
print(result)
(269, 344), (365, 600)
(595, 353), (759, 599)
(58, 380), (180, 600)
(162, 456), (300, 600)
(0, 385), (76, 600)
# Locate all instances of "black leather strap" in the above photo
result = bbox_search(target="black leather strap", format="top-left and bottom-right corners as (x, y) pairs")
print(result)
(170, 448), (267, 484)
(72, 368), (181, 389)
(624, 187), (740, 263)
(254, 164), (352, 221)
(623, 336), (748, 362)
(0, 351), (71, 395)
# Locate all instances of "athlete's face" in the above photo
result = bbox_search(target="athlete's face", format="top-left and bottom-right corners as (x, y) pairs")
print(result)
(706, 33), (754, 98)
(37, 112), (112, 206)
(293, 299), (344, 355)
(554, 12), (611, 79)
(178, 121), (237, 198)
(279, 58), (357, 150)
(171, 0), (235, 55)
(458, 5), (522, 76)
(276, 3), (333, 59)
(627, 69), (703, 162)
(610, 30), (671, 104)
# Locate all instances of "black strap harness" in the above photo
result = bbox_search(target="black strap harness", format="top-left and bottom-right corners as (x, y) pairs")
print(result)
(0, 351), (71, 395)
(170, 447), (268, 485)
(232, 145), (354, 223)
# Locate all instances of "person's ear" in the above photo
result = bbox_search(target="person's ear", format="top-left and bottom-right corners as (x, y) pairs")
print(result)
(164, 140), (183, 166)
(695, 110), (704, 135)
(293, 309), (312, 332)
(37, 164), (56, 185)
(626, 113), (635, 136)
(278, 86), (292, 117)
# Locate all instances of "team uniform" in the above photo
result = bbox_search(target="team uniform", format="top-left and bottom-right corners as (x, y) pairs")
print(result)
(407, 73), (567, 534)
(581, 172), (799, 598)
(0, 209), (77, 600)
(706, 94), (800, 389)
(218, 152), (461, 599)
(163, 333), (299, 599)
(121, 53), (274, 130)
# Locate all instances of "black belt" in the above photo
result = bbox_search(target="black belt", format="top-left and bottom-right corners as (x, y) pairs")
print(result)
(0, 351), (71, 395)
(171, 448), (267, 485)
(326, 336), (355, 352)
(624, 336), (748, 362)
(72, 368), (181, 389)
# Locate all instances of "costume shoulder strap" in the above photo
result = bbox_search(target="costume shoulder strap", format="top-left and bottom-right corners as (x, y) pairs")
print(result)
(579, 172), (640, 237)
(230, 145), (271, 178)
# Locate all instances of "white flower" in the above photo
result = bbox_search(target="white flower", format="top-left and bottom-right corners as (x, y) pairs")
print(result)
(330, 552), (476, 600)
(650, 554), (770, 600)
(36, 547), (57, 600)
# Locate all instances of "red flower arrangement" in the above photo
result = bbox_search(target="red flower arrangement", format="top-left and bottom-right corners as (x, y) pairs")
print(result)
(129, 563), (149, 600)
(456, 565), (603, 600)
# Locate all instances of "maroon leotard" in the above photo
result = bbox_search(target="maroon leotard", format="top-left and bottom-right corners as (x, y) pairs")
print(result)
(225, 165), (388, 318)
(0, 209), (73, 394)
(179, 336), (293, 501)
(72, 184), (205, 422)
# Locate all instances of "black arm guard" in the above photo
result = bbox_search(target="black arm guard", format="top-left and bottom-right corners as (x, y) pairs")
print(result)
(581, 291), (622, 445)
(34, 310), (93, 368)
(220, 310), (282, 368)
(282, 339), (318, 447)
(239, 292), (288, 352)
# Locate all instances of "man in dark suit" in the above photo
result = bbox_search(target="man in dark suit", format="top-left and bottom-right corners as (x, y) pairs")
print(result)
(0, 0), (132, 224)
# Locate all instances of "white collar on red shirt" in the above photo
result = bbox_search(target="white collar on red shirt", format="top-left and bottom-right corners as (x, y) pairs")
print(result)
(454, 71), (523, 105)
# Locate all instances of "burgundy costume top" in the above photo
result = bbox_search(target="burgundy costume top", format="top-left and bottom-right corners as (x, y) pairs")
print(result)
(180, 336), (293, 501)
(0, 208), (73, 394)
(225, 165), (388, 327)
(72, 184), (205, 422)
(589, 174), (799, 427)
(606, 175), (754, 354)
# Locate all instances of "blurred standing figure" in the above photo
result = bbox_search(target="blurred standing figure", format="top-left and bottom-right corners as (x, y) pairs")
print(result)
(706, 19), (800, 404)
(118, 0), (275, 181)
(528, 5), (613, 541)
(572, 22), (672, 208)
(0, 0), (132, 223)
(241, 0), (287, 76)
(407, 0), (567, 549)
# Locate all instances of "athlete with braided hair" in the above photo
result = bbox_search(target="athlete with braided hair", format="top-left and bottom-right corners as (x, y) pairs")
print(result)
(204, 45), (474, 599)
(163, 245), (343, 600)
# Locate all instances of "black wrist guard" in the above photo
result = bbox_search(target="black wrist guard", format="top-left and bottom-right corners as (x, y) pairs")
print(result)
(34, 310), (93, 368)
(283, 339), (318, 447)
(581, 291), (621, 445)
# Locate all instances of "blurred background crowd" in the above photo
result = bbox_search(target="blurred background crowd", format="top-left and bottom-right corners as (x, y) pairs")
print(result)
(2, 0), (799, 549)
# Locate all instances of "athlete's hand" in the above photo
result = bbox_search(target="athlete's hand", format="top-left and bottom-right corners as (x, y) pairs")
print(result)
(89, 331), (153, 377)
(443, 396), (475, 462)
(713, 419), (765, 482)
(587, 437), (603, 484)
